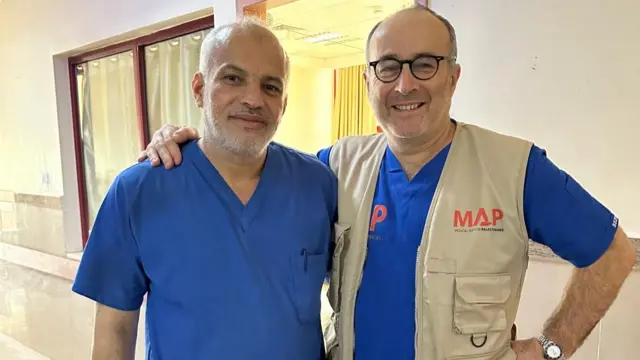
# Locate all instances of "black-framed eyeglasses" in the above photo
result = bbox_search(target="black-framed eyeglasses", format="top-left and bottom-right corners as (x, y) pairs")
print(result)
(369, 55), (455, 83)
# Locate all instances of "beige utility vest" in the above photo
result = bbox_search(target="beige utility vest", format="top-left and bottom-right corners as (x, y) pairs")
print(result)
(324, 122), (532, 360)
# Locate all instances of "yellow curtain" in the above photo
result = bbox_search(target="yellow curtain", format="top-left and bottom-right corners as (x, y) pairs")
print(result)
(331, 65), (378, 142)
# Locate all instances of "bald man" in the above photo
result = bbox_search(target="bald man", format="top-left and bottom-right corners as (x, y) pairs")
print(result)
(72, 18), (336, 360)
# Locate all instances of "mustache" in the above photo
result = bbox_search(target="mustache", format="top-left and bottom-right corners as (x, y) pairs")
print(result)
(229, 108), (270, 123)
(387, 92), (430, 103)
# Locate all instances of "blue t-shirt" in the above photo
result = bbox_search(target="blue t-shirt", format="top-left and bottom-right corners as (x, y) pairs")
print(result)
(73, 140), (337, 360)
(317, 142), (618, 360)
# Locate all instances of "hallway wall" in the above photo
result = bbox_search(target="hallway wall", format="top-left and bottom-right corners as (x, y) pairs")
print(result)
(432, 0), (640, 236)
(516, 260), (640, 360)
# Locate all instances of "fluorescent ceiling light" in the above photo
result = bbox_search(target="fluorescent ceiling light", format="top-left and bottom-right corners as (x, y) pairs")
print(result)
(303, 33), (344, 43)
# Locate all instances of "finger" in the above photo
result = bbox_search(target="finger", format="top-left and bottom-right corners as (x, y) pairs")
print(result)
(155, 140), (176, 169)
(137, 150), (148, 163)
(159, 124), (179, 140)
(160, 129), (184, 167)
(167, 127), (198, 165)
(145, 145), (161, 167)
(172, 127), (200, 144)
(184, 127), (200, 139)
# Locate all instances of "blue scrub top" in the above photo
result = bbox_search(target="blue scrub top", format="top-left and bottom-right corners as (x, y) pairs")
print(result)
(73, 140), (337, 360)
(317, 141), (618, 360)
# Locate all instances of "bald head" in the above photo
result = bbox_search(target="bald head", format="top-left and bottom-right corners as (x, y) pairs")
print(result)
(199, 17), (290, 83)
(192, 17), (290, 159)
(365, 5), (457, 63)
(362, 5), (462, 144)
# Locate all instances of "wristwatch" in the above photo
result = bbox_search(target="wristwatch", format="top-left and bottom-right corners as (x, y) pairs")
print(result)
(537, 334), (564, 360)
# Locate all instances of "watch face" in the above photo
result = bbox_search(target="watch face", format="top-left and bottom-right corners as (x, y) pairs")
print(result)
(547, 345), (562, 359)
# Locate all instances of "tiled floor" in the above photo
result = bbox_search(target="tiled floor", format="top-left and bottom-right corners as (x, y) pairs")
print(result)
(0, 260), (146, 360)
(0, 333), (50, 360)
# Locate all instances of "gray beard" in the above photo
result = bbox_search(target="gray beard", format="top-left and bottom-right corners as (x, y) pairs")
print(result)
(202, 116), (271, 159)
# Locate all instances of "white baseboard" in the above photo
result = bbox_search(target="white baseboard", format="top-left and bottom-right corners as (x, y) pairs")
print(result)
(0, 242), (79, 281)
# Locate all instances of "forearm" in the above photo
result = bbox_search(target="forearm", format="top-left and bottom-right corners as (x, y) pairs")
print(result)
(91, 304), (140, 360)
(92, 329), (137, 360)
(543, 228), (635, 357)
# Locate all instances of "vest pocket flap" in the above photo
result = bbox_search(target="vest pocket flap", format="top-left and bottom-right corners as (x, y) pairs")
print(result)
(455, 274), (511, 304)
(453, 275), (511, 335)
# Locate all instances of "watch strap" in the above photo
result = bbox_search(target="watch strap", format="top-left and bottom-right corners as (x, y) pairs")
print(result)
(537, 334), (564, 360)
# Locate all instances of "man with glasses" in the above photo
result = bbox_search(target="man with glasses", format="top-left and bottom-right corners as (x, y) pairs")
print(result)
(139, 5), (636, 360)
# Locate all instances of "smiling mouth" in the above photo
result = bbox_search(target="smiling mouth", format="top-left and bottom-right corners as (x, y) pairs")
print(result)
(392, 103), (425, 111)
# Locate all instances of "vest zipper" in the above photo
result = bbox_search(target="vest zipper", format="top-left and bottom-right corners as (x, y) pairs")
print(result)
(414, 240), (426, 359)
(414, 181), (444, 359)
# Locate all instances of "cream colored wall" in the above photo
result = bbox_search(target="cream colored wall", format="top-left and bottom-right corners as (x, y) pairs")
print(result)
(0, 0), (236, 196)
(273, 64), (334, 155)
(516, 260), (640, 360)
(432, 0), (640, 237)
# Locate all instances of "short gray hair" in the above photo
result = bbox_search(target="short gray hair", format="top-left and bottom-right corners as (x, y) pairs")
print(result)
(198, 16), (290, 82)
(365, 4), (458, 62)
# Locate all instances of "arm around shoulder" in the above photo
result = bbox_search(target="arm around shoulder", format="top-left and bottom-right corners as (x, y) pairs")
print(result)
(316, 146), (333, 168)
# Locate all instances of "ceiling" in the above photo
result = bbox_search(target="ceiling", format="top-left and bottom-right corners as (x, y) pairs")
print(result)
(265, 0), (414, 68)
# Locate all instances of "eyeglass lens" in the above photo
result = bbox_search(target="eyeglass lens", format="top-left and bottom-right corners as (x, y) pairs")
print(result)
(374, 56), (439, 82)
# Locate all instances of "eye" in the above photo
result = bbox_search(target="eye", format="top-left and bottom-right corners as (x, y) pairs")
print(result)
(413, 57), (437, 70)
(263, 84), (282, 94)
(378, 60), (401, 73)
(414, 62), (435, 69)
(223, 74), (241, 83)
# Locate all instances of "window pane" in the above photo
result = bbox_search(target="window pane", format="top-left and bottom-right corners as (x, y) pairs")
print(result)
(74, 51), (141, 232)
(145, 29), (211, 136)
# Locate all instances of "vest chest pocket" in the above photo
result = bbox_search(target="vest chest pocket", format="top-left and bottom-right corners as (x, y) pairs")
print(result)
(448, 274), (513, 359)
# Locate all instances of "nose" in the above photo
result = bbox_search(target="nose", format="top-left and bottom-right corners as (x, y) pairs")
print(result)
(242, 81), (265, 109)
(394, 64), (418, 95)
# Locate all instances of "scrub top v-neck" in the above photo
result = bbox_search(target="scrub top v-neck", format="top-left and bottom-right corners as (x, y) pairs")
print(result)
(186, 140), (280, 232)
(72, 140), (337, 360)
